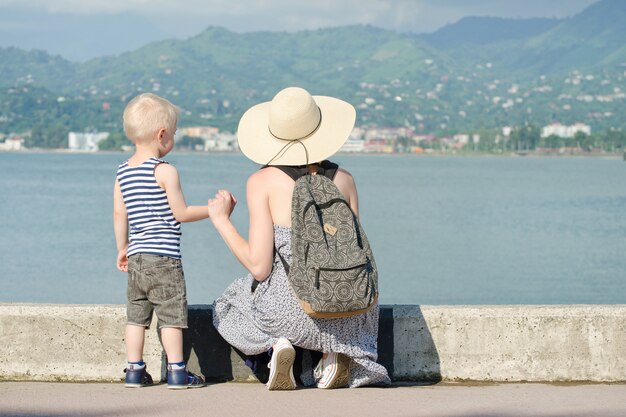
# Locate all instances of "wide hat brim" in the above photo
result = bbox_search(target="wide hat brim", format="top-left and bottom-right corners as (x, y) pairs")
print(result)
(237, 95), (356, 166)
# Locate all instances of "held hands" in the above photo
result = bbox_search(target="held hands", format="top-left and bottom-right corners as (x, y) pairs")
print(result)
(208, 189), (237, 223)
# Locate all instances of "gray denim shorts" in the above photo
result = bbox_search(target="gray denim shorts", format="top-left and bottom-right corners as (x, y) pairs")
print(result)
(126, 253), (188, 329)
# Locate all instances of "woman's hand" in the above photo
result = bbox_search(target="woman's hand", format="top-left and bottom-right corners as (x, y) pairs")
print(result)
(208, 190), (237, 223)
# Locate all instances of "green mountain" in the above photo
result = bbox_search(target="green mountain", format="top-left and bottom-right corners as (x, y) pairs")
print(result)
(517, 0), (626, 73)
(3, 25), (452, 131)
(420, 0), (626, 76)
(420, 17), (560, 48)
(0, 47), (75, 87)
(1, 0), (625, 147)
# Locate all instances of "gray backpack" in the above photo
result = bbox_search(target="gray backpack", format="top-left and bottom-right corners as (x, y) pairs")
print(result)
(275, 162), (378, 318)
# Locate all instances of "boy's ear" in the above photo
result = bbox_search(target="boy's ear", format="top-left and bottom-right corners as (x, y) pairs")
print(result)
(157, 128), (166, 141)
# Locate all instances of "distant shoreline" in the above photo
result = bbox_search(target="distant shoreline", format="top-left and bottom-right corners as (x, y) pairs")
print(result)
(1, 148), (623, 160)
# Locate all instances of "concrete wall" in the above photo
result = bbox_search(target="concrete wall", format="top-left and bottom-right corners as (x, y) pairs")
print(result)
(388, 305), (626, 382)
(0, 304), (624, 383)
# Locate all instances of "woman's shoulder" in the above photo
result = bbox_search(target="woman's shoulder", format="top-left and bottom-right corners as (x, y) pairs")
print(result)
(334, 166), (356, 185)
(335, 166), (353, 178)
(247, 166), (290, 187)
(250, 166), (280, 179)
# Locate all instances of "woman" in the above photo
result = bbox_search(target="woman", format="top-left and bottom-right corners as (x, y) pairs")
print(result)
(208, 87), (390, 389)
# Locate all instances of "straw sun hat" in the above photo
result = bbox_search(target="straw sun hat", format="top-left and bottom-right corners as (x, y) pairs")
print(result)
(237, 87), (356, 166)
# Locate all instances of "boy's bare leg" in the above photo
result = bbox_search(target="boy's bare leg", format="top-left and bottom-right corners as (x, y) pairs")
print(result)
(125, 324), (146, 362)
(161, 327), (184, 363)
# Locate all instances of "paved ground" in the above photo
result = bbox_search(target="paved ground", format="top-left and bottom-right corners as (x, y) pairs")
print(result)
(1, 381), (625, 417)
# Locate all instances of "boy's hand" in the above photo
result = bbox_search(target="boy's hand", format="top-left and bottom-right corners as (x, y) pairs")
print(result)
(208, 190), (237, 222)
(117, 249), (128, 272)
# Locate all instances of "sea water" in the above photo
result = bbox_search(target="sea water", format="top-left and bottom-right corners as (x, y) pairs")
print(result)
(0, 152), (624, 305)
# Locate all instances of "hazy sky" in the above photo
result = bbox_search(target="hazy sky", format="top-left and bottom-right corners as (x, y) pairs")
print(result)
(0, 0), (601, 60)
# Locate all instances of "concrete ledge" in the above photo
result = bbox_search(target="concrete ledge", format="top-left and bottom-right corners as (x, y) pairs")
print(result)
(389, 305), (626, 382)
(1, 304), (624, 382)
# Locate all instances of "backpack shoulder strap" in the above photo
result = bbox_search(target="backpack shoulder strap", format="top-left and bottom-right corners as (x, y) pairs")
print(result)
(272, 165), (308, 181)
(263, 160), (339, 182)
(316, 160), (339, 180)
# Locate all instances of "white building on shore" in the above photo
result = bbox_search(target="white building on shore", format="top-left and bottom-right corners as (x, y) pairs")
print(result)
(204, 132), (238, 152)
(0, 136), (25, 151)
(541, 123), (591, 138)
(68, 132), (109, 152)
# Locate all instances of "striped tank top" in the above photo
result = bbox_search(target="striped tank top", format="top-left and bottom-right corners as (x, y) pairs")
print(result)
(116, 157), (182, 259)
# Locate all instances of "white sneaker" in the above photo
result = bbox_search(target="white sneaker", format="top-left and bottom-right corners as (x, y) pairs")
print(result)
(266, 338), (296, 390)
(314, 352), (350, 389)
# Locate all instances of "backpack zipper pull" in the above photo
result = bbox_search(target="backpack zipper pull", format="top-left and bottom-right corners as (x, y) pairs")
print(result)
(315, 267), (320, 289)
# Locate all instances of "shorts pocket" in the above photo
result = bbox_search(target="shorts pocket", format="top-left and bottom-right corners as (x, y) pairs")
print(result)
(148, 271), (179, 301)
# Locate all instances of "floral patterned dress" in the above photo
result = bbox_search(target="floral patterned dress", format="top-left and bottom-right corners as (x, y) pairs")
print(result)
(212, 225), (390, 387)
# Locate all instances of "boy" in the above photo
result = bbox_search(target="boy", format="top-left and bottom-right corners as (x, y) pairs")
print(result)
(113, 93), (207, 389)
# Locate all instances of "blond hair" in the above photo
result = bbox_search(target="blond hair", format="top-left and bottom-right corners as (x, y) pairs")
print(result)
(123, 93), (179, 143)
